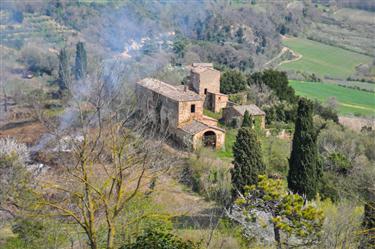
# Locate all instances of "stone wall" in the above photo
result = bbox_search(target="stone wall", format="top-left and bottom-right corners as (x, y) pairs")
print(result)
(212, 93), (229, 113)
(190, 69), (220, 96)
(177, 100), (203, 126)
(136, 84), (179, 129)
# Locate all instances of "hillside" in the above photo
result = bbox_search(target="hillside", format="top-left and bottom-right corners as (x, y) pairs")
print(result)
(290, 80), (375, 116)
(0, 1), (375, 249)
(279, 37), (373, 80)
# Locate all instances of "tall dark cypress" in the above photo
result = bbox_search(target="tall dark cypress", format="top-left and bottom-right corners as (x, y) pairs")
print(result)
(58, 48), (69, 90)
(231, 127), (265, 199)
(75, 42), (87, 80)
(287, 98), (320, 200)
(241, 110), (253, 128)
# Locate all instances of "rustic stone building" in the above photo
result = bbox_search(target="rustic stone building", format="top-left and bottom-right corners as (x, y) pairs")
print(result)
(136, 78), (225, 150)
(223, 104), (266, 129)
(188, 63), (228, 113)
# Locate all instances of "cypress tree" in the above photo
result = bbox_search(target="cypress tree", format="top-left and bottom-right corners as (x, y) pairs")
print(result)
(231, 127), (265, 199)
(58, 48), (69, 90)
(75, 42), (87, 80)
(241, 110), (253, 128)
(287, 98), (320, 200)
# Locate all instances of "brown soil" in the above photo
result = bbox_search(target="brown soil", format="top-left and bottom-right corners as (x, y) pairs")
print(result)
(0, 120), (47, 146)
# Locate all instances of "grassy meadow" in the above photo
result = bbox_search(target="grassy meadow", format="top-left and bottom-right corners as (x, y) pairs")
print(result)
(279, 37), (372, 79)
(290, 80), (375, 116)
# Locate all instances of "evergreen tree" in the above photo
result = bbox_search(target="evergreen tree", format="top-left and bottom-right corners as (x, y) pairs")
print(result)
(58, 48), (69, 90)
(75, 42), (87, 80)
(287, 98), (320, 200)
(231, 127), (265, 199)
(241, 110), (253, 128)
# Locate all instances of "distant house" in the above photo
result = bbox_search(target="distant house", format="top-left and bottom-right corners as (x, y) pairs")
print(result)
(223, 104), (266, 129)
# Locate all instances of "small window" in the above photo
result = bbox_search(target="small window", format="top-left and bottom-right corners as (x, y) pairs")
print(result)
(204, 88), (208, 95)
(218, 97), (221, 100)
(191, 104), (196, 113)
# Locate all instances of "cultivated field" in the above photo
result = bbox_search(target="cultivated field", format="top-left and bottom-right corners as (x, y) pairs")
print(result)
(279, 38), (373, 79)
(289, 80), (375, 117)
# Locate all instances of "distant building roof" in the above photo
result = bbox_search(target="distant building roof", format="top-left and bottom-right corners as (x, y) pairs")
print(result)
(192, 63), (213, 68)
(179, 120), (224, 135)
(232, 104), (265, 116)
(137, 78), (201, 102)
(191, 66), (219, 74)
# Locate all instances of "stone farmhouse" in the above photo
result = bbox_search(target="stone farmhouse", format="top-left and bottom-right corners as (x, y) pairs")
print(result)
(136, 63), (228, 150)
(136, 63), (265, 150)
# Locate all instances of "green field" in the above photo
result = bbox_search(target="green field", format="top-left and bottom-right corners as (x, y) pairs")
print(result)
(290, 80), (375, 116)
(279, 38), (373, 79)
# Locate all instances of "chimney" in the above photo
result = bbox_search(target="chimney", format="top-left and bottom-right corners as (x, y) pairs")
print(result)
(184, 85), (188, 92)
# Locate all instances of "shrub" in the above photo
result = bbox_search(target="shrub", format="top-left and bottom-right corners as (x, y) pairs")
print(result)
(119, 229), (202, 249)
(182, 149), (232, 206)
(20, 45), (57, 75)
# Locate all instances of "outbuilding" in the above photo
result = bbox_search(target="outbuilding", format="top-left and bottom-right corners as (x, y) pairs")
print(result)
(223, 104), (266, 129)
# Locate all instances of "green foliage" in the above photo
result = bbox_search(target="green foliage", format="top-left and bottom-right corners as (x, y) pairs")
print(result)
(3, 218), (72, 249)
(313, 100), (339, 123)
(234, 175), (324, 248)
(220, 70), (246, 94)
(316, 198), (363, 249)
(326, 152), (352, 175)
(12, 218), (44, 245)
(248, 70), (297, 103)
(241, 110), (252, 128)
(173, 35), (188, 59)
(20, 45), (57, 75)
(231, 128), (265, 198)
(263, 101), (297, 124)
(183, 150), (232, 206)
(112, 195), (173, 246)
(75, 41), (87, 80)
(119, 229), (202, 249)
(288, 98), (321, 200)
(57, 47), (69, 90)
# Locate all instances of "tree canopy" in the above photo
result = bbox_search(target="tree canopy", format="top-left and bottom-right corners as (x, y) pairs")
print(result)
(248, 69), (297, 103)
(231, 175), (324, 249)
(287, 98), (321, 200)
(231, 127), (265, 199)
(220, 70), (247, 94)
(75, 41), (87, 80)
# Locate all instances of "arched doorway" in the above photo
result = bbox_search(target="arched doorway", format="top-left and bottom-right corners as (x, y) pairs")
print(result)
(203, 130), (216, 148)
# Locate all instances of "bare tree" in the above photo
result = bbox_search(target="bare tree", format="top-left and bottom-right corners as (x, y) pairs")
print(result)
(30, 62), (171, 249)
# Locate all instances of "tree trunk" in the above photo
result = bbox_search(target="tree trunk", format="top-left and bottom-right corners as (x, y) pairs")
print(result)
(107, 221), (115, 249)
(274, 224), (282, 249)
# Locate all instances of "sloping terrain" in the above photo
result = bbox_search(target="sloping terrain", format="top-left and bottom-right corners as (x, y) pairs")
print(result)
(279, 37), (372, 80)
(290, 80), (375, 116)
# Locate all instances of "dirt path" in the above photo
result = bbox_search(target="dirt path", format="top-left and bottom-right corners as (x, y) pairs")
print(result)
(263, 46), (302, 68)
(277, 47), (302, 66)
